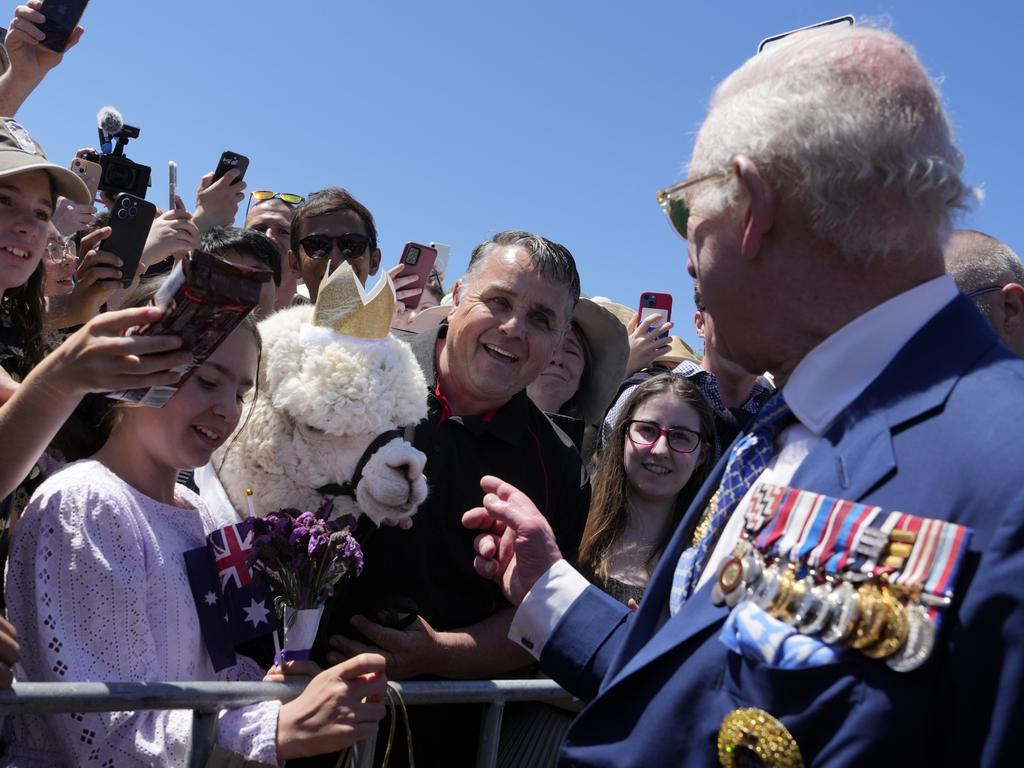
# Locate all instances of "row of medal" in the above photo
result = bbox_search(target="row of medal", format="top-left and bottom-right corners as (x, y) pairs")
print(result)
(709, 483), (972, 673)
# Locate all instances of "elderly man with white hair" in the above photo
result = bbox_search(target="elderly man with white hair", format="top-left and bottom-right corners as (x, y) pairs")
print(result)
(463, 21), (1024, 767)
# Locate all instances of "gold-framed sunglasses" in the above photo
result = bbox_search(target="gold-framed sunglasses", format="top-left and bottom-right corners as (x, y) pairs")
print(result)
(245, 190), (305, 218)
(655, 170), (733, 241)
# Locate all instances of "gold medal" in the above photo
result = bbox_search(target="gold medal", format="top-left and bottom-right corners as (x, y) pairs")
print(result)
(718, 707), (804, 768)
(772, 570), (807, 624)
(850, 582), (887, 649)
(862, 589), (909, 659)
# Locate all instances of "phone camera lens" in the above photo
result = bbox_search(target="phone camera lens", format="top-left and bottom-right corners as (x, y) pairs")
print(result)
(117, 209), (128, 219)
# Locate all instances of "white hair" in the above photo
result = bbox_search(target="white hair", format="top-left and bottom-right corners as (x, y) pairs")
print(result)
(690, 25), (977, 263)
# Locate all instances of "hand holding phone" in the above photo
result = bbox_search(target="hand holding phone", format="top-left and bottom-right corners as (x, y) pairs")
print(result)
(637, 292), (673, 339)
(69, 156), (100, 200)
(212, 151), (249, 185)
(105, 193), (157, 287)
(394, 242), (438, 310)
(37, 0), (89, 53)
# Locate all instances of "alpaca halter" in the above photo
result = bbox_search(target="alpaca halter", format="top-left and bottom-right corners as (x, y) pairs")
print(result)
(316, 429), (402, 499)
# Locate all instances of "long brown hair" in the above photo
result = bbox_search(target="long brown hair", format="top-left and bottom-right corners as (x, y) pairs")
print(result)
(578, 373), (717, 584)
(0, 261), (46, 376)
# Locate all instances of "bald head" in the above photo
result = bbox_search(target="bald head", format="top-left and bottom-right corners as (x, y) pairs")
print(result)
(945, 229), (1024, 355)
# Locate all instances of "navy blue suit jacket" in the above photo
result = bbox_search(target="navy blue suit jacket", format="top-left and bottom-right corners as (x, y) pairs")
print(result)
(541, 295), (1024, 767)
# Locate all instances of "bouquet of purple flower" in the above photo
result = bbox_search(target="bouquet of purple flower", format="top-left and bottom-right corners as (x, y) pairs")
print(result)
(246, 498), (363, 662)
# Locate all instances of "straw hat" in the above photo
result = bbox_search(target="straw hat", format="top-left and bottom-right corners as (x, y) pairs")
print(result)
(568, 298), (630, 425)
(655, 336), (700, 367)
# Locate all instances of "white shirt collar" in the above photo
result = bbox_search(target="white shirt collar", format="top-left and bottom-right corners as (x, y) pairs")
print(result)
(783, 275), (958, 435)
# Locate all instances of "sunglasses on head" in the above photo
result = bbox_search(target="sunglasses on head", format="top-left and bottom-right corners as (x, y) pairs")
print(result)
(251, 190), (304, 206)
(655, 169), (734, 241)
(245, 190), (305, 218)
(299, 233), (372, 261)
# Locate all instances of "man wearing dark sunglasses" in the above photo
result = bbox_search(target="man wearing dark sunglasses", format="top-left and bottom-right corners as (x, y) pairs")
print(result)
(463, 22), (1024, 768)
(945, 229), (1024, 357)
(288, 186), (381, 302)
(245, 190), (304, 309)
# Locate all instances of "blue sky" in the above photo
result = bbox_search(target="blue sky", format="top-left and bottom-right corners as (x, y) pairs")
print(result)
(18, 0), (1022, 351)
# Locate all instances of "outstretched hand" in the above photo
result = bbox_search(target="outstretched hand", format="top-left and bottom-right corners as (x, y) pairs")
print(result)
(462, 475), (564, 606)
(275, 653), (387, 760)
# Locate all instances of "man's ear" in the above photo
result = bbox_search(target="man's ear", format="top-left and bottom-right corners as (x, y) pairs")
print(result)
(369, 247), (382, 276)
(1000, 282), (1024, 336)
(694, 310), (705, 339)
(734, 155), (774, 261)
(452, 279), (462, 306)
(287, 249), (299, 273)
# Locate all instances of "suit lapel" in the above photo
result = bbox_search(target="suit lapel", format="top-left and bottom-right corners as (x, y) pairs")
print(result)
(599, 295), (999, 691)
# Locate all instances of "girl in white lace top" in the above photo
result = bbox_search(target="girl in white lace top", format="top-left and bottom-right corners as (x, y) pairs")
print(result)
(3, 322), (387, 766)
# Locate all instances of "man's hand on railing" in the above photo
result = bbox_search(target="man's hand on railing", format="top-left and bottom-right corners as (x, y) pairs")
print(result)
(462, 475), (565, 606)
(327, 615), (442, 681)
(274, 653), (387, 761)
(0, 614), (19, 689)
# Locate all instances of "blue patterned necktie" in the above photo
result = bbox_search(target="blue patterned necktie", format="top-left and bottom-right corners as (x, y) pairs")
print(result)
(669, 392), (793, 615)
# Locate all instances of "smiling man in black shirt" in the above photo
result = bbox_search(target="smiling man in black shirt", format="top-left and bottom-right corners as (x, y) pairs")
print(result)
(324, 230), (590, 765)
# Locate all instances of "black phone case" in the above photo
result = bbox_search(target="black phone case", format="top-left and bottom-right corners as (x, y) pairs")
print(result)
(39, 0), (89, 52)
(212, 151), (249, 185)
(105, 193), (156, 287)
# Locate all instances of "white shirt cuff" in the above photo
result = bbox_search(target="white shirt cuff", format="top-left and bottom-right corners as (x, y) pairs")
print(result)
(508, 559), (590, 659)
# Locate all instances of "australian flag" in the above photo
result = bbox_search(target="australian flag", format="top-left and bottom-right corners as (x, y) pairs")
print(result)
(183, 519), (280, 671)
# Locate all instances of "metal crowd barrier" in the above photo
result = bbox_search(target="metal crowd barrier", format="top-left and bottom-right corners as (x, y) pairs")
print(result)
(0, 679), (576, 767)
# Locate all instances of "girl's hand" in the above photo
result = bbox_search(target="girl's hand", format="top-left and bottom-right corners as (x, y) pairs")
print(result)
(275, 653), (387, 760)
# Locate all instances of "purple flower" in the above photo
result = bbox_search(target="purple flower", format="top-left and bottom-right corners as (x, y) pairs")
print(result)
(246, 503), (366, 613)
(308, 529), (330, 556)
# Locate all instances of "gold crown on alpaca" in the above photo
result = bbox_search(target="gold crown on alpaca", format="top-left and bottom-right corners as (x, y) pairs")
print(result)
(311, 262), (395, 339)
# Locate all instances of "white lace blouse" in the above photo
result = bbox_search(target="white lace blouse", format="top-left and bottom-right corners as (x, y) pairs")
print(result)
(2, 460), (279, 767)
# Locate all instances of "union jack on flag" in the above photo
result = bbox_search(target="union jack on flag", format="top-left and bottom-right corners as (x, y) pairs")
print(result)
(211, 523), (254, 589)
(184, 518), (278, 671)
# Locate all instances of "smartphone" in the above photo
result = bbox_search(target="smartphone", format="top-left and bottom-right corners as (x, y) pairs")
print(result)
(395, 242), (438, 310)
(638, 292), (672, 339)
(105, 193), (157, 287)
(69, 156), (100, 200)
(212, 151), (249, 185)
(38, 0), (90, 53)
(757, 15), (854, 54)
(107, 251), (269, 407)
(168, 160), (177, 210)
(429, 241), (450, 285)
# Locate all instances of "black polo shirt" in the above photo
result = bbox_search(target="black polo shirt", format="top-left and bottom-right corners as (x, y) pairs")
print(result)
(331, 324), (590, 633)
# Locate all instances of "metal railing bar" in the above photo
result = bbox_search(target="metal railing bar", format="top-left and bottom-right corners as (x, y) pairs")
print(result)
(475, 700), (505, 768)
(0, 681), (307, 715)
(188, 709), (219, 768)
(0, 679), (574, 714)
